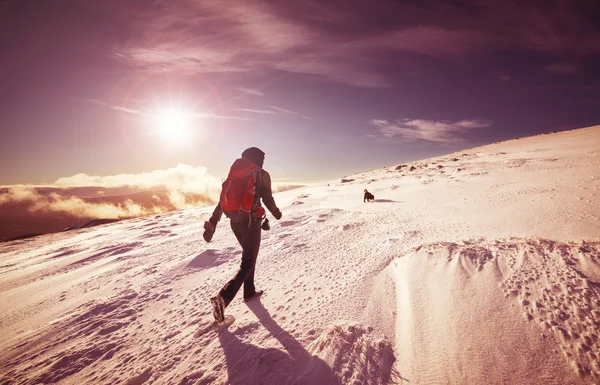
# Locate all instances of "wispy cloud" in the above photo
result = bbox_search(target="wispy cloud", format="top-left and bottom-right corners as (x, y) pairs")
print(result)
(545, 62), (581, 75)
(370, 118), (491, 144)
(233, 105), (311, 120)
(83, 98), (251, 121)
(234, 108), (275, 115)
(269, 105), (310, 120)
(84, 98), (150, 117)
(496, 72), (513, 81)
(269, 105), (297, 115)
(111, 1), (478, 87)
(235, 87), (265, 96)
(356, 26), (481, 57)
(193, 113), (252, 121)
(111, 0), (600, 87)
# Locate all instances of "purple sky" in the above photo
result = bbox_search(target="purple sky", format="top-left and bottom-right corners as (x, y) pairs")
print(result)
(1, 0), (599, 185)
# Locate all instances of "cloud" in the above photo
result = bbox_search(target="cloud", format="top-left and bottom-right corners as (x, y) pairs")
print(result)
(356, 26), (481, 57)
(234, 105), (311, 120)
(109, 0), (600, 88)
(545, 62), (581, 75)
(236, 87), (265, 96)
(111, 1), (480, 87)
(0, 186), (159, 219)
(1, 164), (307, 222)
(269, 105), (310, 120)
(54, 163), (222, 195)
(475, 1), (600, 55)
(1, 164), (306, 241)
(84, 98), (149, 117)
(269, 105), (297, 115)
(113, 0), (315, 72)
(34, 193), (162, 219)
(193, 113), (252, 121)
(370, 118), (491, 144)
(0, 164), (225, 221)
(82, 98), (251, 121)
(235, 108), (275, 114)
(0, 186), (38, 205)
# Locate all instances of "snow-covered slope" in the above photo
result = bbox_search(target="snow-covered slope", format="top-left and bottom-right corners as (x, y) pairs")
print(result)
(1, 125), (599, 384)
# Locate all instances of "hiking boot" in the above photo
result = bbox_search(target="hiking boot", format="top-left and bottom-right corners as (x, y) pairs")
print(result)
(243, 290), (264, 303)
(210, 295), (225, 323)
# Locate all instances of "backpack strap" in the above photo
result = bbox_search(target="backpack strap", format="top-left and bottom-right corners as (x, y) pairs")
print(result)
(252, 169), (263, 212)
(244, 168), (262, 228)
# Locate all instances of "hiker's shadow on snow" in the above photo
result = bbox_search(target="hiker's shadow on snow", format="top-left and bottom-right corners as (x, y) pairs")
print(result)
(372, 199), (402, 203)
(218, 300), (340, 385)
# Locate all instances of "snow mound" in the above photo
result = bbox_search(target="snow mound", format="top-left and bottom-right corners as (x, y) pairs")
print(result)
(392, 238), (600, 384)
(302, 323), (403, 385)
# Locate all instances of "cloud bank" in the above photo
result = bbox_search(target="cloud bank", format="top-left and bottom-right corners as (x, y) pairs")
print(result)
(54, 164), (221, 194)
(0, 164), (306, 241)
(0, 187), (162, 219)
(1, 164), (222, 221)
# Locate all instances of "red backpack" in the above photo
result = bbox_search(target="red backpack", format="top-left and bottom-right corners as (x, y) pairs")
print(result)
(220, 158), (263, 220)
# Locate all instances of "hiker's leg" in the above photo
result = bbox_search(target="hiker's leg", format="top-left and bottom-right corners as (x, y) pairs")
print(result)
(231, 222), (243, 246)
(219, 219), (260, 307)
(243, 219), (262, 298)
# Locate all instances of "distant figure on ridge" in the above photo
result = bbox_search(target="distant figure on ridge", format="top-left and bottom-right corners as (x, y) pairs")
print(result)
(364, 189), (375, 202)
(202, 147), (282, 324)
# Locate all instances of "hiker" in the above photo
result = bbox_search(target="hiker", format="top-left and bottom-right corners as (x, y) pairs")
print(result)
(364, 189), (375, 202)
(202, 147), (282, 323)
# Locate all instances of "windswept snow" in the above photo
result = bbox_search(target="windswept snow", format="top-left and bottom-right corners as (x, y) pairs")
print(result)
(393, 239), (600, 384)
(1, 125), (600, 384)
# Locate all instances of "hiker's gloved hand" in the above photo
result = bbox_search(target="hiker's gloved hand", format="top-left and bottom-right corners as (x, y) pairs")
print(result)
(203, 220), (216, 242)
(261, 218), (270, 231)
(273, 209), (282, 220)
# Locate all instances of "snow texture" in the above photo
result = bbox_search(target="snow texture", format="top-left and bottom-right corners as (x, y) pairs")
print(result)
(1, 125), (600, 384)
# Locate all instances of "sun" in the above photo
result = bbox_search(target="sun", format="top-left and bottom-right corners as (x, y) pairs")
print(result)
(155, 109), (191, 143)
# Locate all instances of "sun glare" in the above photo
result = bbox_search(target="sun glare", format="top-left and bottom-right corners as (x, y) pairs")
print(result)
(155, 109), (191, 143)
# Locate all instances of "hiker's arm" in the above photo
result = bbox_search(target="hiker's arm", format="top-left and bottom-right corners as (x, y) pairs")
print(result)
(261, 171), (282, 219)
(209, 202), (223, 225)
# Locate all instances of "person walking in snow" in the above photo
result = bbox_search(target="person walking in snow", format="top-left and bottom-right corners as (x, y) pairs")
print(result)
(202, 147), (282, 323)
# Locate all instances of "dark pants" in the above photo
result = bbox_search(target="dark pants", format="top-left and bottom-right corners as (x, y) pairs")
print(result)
(219, 217), (262, 307)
